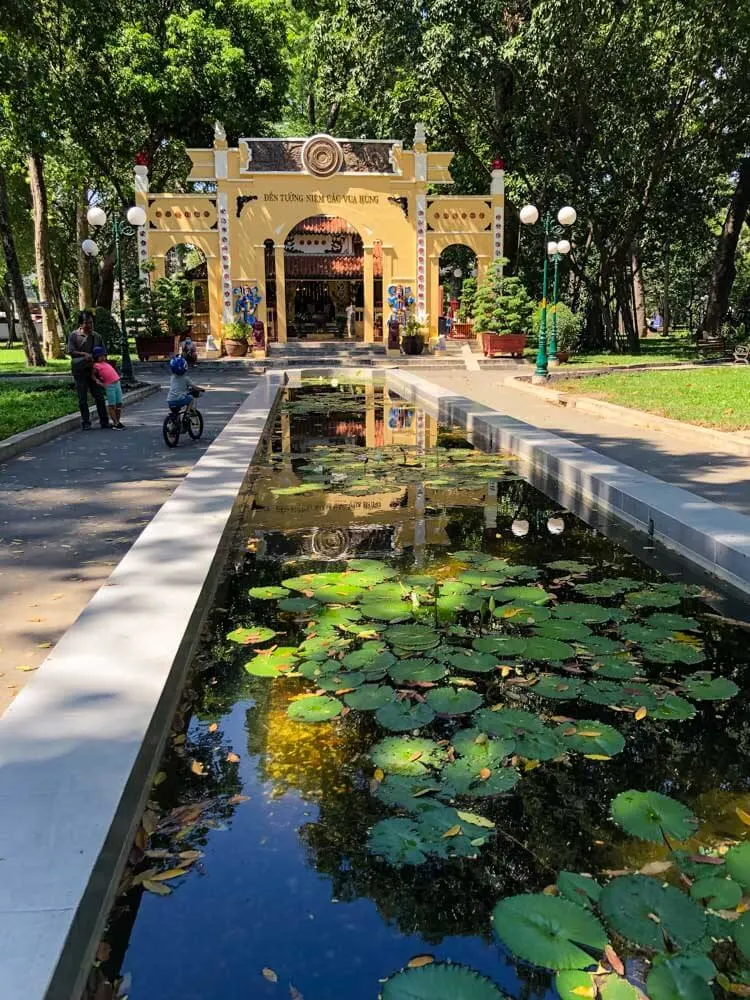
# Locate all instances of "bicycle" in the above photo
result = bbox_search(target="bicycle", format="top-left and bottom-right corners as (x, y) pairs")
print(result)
(163, 387), (205, 448)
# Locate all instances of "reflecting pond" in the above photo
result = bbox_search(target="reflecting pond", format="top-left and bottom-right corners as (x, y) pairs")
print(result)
(90, 382), (750, 1000)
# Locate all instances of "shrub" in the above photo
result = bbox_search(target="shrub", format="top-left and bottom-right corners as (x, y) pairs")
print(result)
(223, 321), (248, 343)
(533, 301), (582, 353)
(94, 308), (121, 352)
(458, 276), (477, 320)
(474, 259), (534, 336)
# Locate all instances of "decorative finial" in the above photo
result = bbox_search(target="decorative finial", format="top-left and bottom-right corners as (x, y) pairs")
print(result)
(214, 120), (226, 142)
(414, 122), (426, 146)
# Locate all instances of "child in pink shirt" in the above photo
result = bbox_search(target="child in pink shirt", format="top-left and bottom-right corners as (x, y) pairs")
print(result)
(92, 347), (124, 429)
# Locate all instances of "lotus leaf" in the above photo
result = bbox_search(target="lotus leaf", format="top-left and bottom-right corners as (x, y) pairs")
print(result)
(556, 871), (602, 909)
(484, 561), (540, 580)
(458, 570), (509, 588)
(415, 802), (487, 858)
(426, 686), (483, 715)
(367, 581), (408, 600)
(370, 736), (446, 775)
(298, 658), (345, 681)
(312, 582), (367, 604)
(516, 729), (566, 760)
(558, 720), (625, 757)
(493, 585), (553, 605)
(547, 560), (591, 574)
(600, 875), (706, 951)
(287, 694), (343, 723)
(646, 958), (714, 1000)
(385, 624), (441, 651)
(315, 670), (365, 692)
(389, 658), (447, 684)
(681, 672), (738, 700)
(492, 894), (608, 969)
(283, 571), (348, 592)
(647, 613), (700, 632)
(446, 649), (498, 673)
(247, 585), (290, 600)
(436, 590), (485, 615)
(347, 558), (398, 580)
(359, 599), (412, 622)
(343, 684), (394, 711)
(374, 773), (441, 809)
(689, 876), (742, 909)
(554, 603), (629, 624)
(441, 580), (474, 595)
(626, 589), (681, 609)
(297, 634), (351, 660)
(576, 635), (628, 657)
(342, 642), (388, 668)
(226, 626), (278, 645)
(375, 699), (436, 732)
(380, 962), (506, 1000)
(532, 675), (584, 700)
(611, 790), (698, 842)
(620, 623), (675, 644)
(403, 574), (437, 588)
(644, 642), (705, 666)
(277, 597), (319, 614)
(495, 603), (553, 624)
(451, 550), (491, 563)
(576, 578), (640, 598)
(651, 695), (697, 721)
(532, 620), (592, 642)
(474, 707), (546, 739)
(732, 912), (750, 960)
(613, 682), (660, 709)
(581, 680), (629, 705)
(588, 657), (639, 680)
(725, 842), (750, 887)
(244, 647), (298, 677)
(671, 850), (726, 880)
(367, 817), (430, 865)
(472, 636), (575, 661)
(600, 976), (651, 1000)
(440, 758), (519, 798)
(452, 728), (515, 761)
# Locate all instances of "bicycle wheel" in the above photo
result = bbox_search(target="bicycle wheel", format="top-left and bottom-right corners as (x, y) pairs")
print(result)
(163, 412), (181, 448)
(186, 407), (204, 440)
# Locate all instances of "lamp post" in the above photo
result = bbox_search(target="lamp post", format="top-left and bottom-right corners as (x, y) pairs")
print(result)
(520, 204), (576, 382)
(82, 204), (147, 384)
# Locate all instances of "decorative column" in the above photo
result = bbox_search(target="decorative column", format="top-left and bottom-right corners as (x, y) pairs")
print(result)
(363, 245), (374, 343)
(428, 256), (441, 337)
(133, 160), (150, 285)
(413, 123), (428, 324)
(491, 158), (505, 263)
(274, 245), (287, 343)
(217, 193), (232, 326)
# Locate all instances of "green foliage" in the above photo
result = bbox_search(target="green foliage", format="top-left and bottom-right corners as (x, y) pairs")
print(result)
(286, 694), (343, 722)
(153, 274), (191, 336)
(474, 259), (534, 337)
(599, 875), (706, 952)
(534, 302), (582, 353)
(458, 276), (477, 321)
(492, 894), (608, 969)
(610, 790), (699, 842)
(93, 308), (121, 353)
(222, 321), (249, 343)
(380, 963), (505, 1000)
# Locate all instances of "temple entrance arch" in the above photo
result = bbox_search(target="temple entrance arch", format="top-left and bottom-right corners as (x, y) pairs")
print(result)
(438, 244), (478, 339)
(163, 243), (211, 341)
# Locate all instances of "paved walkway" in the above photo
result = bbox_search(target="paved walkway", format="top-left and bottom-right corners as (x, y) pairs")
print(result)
(0, 374), (257, 716)
(425, 371), (750, 517)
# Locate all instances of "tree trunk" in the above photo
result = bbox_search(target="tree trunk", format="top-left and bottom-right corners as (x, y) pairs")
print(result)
(27, 150), (63, 359)
(76, 188), (93, 308)
(0, 165), (45, 366)
(632, 250), (647, 338)
(1, 277), (16, 345)
(96, 254), (115, 309)
(700, 154), (750, 338)
(661, 243), (671, 336)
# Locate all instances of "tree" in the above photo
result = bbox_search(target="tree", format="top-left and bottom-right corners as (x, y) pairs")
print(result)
(700, 156), (750, 338)
(0, 165), (45, 365)
(474, 258), (534, 336)
(28, 151), (63, 357)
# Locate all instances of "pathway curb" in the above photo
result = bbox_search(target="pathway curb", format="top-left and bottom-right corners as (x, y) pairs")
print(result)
(0, 383), (161, 464)
(505, 376), (750, 458)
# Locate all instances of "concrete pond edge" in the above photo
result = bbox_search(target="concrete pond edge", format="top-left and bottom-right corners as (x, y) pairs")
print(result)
(0, 383), (161, 465)
(0, 373), (284, 1000)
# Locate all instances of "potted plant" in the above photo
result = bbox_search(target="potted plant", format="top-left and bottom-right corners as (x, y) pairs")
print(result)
(474, 258), (534, 358)
(401, 316), (425, 355)
(533, 301), (582, 363)
(223, 321), (249, 357)
(453, 275), (477, 339)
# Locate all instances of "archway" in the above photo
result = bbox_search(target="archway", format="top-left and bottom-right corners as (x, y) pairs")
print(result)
(164, 243), (211, 341)
(438, 244), (477, 339)
(283, 216), (371, 341)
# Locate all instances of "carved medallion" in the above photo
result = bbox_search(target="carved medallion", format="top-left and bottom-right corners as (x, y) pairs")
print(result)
(301, 135), (344, 177)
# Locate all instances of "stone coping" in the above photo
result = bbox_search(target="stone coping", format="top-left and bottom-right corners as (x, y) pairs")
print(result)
(0, 374), (283, 1000)
(386, 369), (750, 595)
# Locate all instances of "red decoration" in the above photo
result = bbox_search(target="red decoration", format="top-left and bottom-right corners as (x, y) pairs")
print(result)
(492, 158), (505, 171)
(134, 151), (149, 167)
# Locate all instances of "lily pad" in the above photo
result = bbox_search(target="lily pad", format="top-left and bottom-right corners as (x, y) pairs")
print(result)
(626, 589), (681, 609)
(344, 685), (394, 711)
(557, 871), (601, 909)
(650, 695), (697, 721)
(547, 560), (591, 574)
(368, 817), (429, 865)
(375, 699), (436, 732)
(315, 670), (365, 692)
(375, 774), (441, 810)
(620, 623), (675, 644)
(492, 894), (608, 969)
(474, 707), (546, 740)
(287, 695), (343, 723)
(725, 842), (750, 888)
(576, 635), (628, 657)
(576, 578), (640, 598)
(385, 624), (441, 652)
(689, 876), (742, 909)
(226, 625), (278, 645)
(360, 599), (413, 622)
(644, 642), (705, 666)
(732, 912), (750, 960)
(533, 620), (592, 642)
(531, 674), (584, 700)
(554, 603), (628, 624)
(440, 759), (519, 798)
(558, 720), (625, 757)
(495, 603), (553, 624)
(277, 597), (319, 614)
(588, 657), (639, 680)
(389, 658), (447, 684)
(581, 680), (630, 706)
(452, 728), (515, 762)
(493, 586), (553, 605)
(342, 642), (391, 669)
(244, 646), (298, 677)
(446, 649), (498, 673)
(646, 957), (714, 1000)
(610, 790), (698, 843)
(681, 672), (738, 701)
(247, 585), (290, 600)
(599, 875), (706, 951)
(380, 962), (505, 1000)
(647, 613), (700, 632)
(370, 736), (446, 775)
(472, 636), (575, 661)
(426, 686), (483, 716)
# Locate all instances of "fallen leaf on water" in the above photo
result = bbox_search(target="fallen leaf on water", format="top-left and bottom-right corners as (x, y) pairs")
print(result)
(584, 754), (612, 761)
(550, 715), (574, 723)
(407, 955), (434, 968)
(134, 828), (148, 851)
(142, 879), (172, 896)
(190, 760), (206, 776)
(640, 860), (673, 876)
(150, 868), (188, 882)
(442, 824), (462, 838)
(27, 617), (44, 623)
(571, 986), (595, 998)
(478, 767), (492, 780)
(262, 967), (278, 983)
(605, 945), (625, 976)
(172, 734), (187, 746)
(457, 810), (495, 829)
(152, 771), (167, 787)
(413, 787), (440, 797)
(737, 808), (750, 827)
(145, 849), (170, 859)
(688, 854), (725, 865)
(373, 767), (385, 782)
(228, 794), (250, 805)
(289, 986), (304, 1000)
(602, 869), (632, 877)
(562, 727), (578, 736)
(524, 759), (541, 771)
(543, 884), (559, 896)
(577, 730), (602, 737)
(408, 751), (423, 762)
(500, 665), (513, 678)
(178, 850), (202, 864)
(226, 752), (241, 764)
(16, 664), (38, 672)
(634, 706), (648, 721)
(209, 723), (218, 733)
(647, 912), (661, 923)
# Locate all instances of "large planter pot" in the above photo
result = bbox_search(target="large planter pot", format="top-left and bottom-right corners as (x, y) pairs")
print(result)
(224, 339), (248, 357)
(135, 335), (179, 362)
(481, 332), (526, 358)
(401, 335), (425, 356)
(554, 350), (570, 364)
(450, 321), (474, 340)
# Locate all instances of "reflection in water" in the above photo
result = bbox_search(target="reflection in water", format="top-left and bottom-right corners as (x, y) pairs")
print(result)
(93, 384), (750, 1000)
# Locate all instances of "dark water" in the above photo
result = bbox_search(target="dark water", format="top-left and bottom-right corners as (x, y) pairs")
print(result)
(98, 384), (750, 1000)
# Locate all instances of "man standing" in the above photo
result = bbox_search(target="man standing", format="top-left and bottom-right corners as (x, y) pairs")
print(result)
(68, 310), (110, 430)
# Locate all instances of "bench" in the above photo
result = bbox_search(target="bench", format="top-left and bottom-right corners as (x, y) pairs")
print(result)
(734, 345), (749, 364)
(695, 332), (725, 355)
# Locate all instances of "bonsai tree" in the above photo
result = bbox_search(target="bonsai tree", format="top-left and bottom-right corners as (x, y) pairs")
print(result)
(474, 258), (534, 336)
(458, 276), (477, 321)
(154, 273), (191, 336)
(222, 321), (248, 343)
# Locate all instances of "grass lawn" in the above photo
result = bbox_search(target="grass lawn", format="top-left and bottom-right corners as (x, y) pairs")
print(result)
(524, 335), (703, 369)
(0, 346), (70, 373)
(0, 379), (79, 440)
(555, 367), (750, 431)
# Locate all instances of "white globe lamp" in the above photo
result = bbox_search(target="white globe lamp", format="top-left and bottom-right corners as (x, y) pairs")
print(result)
(556, 239), (571, 255)
(547, 241), (559, 255)
(511, 518), (530, 538)
(547, 516), (565, 535)
(520, 204), (539, 226)
(127, 205), (147, 227)
(81, 239), (99, 257)
(87, 206), (107, 228)
(557, 206), (577, 227)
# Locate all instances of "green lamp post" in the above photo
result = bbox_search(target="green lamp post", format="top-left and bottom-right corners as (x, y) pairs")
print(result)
(520, 203), (576, 382)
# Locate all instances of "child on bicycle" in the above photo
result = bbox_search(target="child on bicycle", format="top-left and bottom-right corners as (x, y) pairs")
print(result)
(167, 355), (204, 410)
(92, 346), (125, 429)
